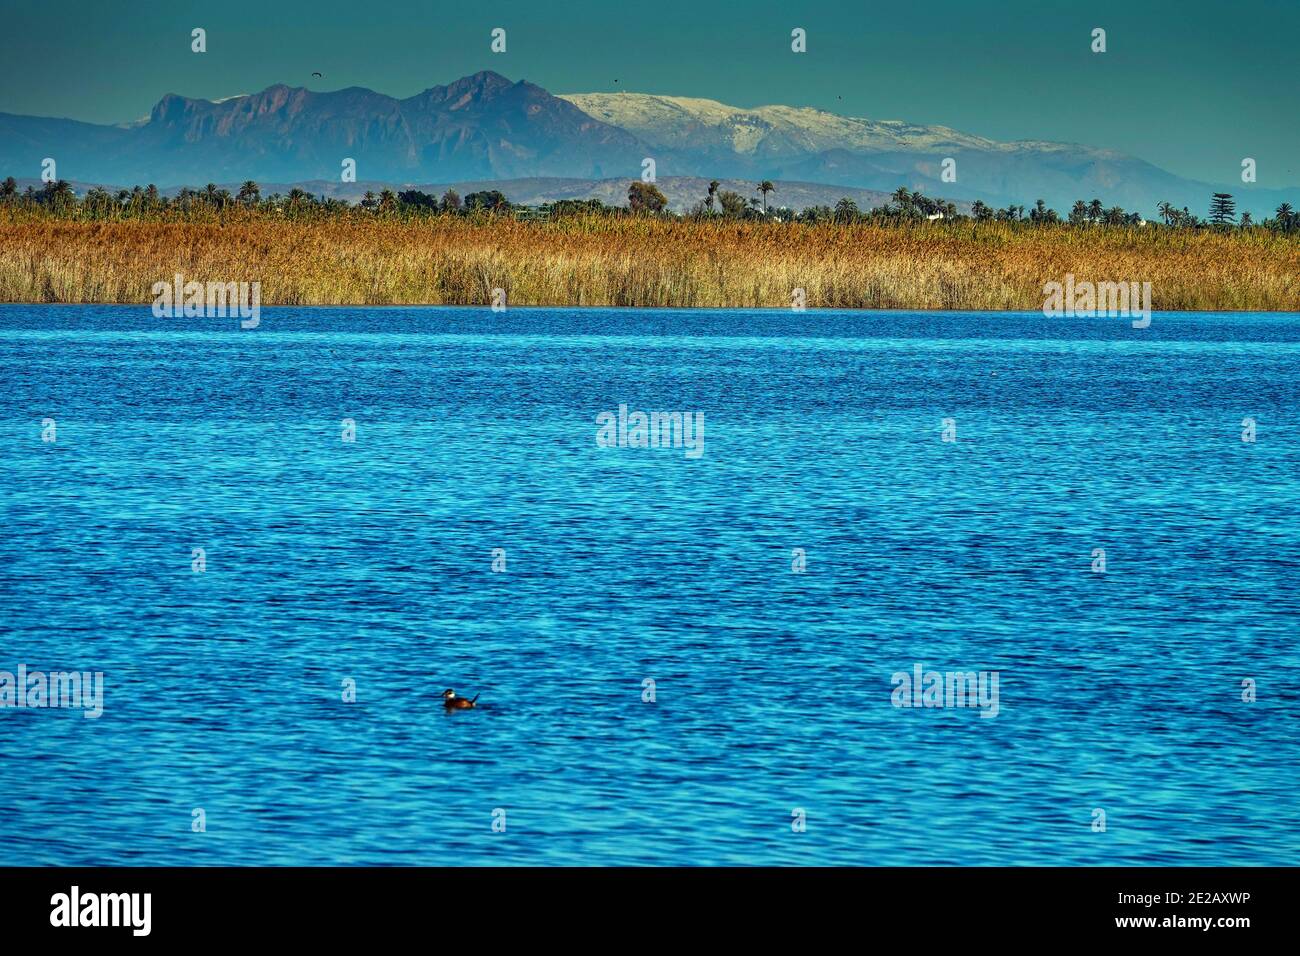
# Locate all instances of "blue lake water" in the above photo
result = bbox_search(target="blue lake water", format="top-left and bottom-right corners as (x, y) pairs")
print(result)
(0, 305), (1297, 866)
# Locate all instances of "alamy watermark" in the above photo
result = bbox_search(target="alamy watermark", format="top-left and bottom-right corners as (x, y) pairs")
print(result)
(596, 403), (704, 459)
(152, 273), (261, 328)
(891, 663), (1000, 718)
(50, 886), (150, 936)
(1, 664), (104, 718)
(1043, 273), (1151, 329)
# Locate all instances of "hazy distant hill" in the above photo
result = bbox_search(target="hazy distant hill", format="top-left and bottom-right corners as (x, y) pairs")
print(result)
(1, 71), (1294, 216)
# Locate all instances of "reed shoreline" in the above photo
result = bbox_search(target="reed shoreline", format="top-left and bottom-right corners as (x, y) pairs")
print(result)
(4, 214), (1297, 311)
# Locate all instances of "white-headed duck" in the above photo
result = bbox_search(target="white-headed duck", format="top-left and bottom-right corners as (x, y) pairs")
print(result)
(442, 688), (480, 710)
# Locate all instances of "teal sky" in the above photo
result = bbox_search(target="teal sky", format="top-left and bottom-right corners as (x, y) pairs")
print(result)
(1, 0), (1295, 186)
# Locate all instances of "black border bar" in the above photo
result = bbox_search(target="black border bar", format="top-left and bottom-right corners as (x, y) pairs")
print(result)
(0, 866), (1290, 941)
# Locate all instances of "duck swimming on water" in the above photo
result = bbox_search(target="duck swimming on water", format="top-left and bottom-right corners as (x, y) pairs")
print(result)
(441, 689), (479, 710)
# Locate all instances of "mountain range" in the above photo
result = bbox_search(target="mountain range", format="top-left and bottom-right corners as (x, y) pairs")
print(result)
(1, 70), (1293, 217)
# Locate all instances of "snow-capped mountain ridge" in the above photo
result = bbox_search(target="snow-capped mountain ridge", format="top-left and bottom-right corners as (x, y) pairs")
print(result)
(562, 92), (1020, 156)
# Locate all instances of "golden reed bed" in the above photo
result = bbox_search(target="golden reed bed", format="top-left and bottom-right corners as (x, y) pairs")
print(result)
(2, 212), (1296, 311)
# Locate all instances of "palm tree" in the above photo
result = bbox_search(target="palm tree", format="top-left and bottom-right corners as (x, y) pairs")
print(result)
(834, 197), (860, 223)
(1156, 201), (1175, 225)
(971, 200), (993, 222)
(42, 179), (76, 211)
(237, 181), (261, 205)
(1032, 200), (1060, 224)
(757, 180), (775, 214)
(1275, 202), (1295, 232)
(1087, 199), (1104, 223)
(706, 180), (720, 213)
(890, 187), (913, 217)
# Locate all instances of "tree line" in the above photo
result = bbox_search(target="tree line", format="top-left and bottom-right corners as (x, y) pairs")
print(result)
(2, 175), (1296, 232)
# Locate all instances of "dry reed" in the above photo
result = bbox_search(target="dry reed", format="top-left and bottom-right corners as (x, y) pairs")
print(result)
(2, 211), (1295, 310)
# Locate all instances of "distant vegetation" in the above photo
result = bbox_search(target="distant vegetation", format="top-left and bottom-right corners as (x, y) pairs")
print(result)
(3, 175), (1296, 233)
(1, 175), (1296, 311)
